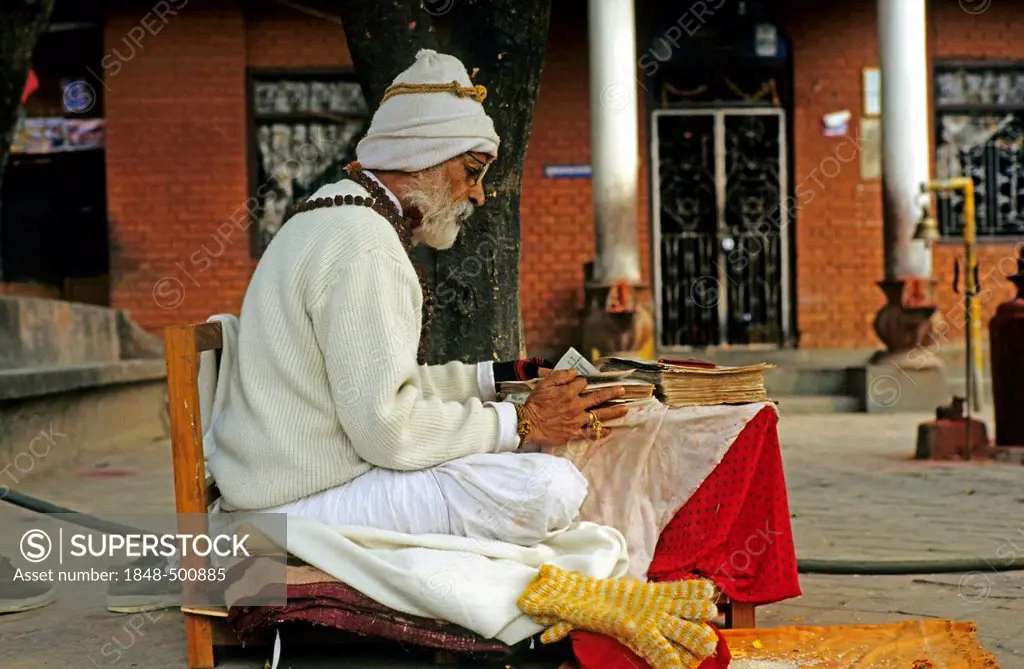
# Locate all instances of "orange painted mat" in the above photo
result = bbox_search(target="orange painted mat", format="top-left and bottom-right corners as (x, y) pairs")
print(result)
(723, 620), (999, 668)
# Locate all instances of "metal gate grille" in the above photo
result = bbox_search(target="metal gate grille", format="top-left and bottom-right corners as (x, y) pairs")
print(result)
(652, 109), (790, 349)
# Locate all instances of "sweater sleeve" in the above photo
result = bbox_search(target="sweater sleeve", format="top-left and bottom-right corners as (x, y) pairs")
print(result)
(311, 250), (517, 470)
(415, 360), (497, 402)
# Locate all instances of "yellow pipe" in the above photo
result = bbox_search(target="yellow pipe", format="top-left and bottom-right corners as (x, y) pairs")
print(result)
(925, 178), (984, 410)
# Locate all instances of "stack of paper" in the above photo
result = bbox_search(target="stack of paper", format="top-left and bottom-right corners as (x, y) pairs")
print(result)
(598, 357), (774, 408)
(497, 377), (655, 402)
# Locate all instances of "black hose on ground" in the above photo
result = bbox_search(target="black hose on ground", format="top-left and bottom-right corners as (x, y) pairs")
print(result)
(797, 557), (1024, 575)
(2, 488), (152, 536)
(3, 488), (1024, 576)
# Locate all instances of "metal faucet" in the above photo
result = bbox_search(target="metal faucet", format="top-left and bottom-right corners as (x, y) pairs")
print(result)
(915, 178), (983, 413)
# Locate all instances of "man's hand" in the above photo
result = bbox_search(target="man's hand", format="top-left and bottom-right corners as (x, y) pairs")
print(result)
(521, 369), (629, 447)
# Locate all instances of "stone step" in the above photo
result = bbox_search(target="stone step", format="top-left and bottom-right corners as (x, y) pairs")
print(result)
(763, 366), (857, 396)
(773, 395), (863, 414)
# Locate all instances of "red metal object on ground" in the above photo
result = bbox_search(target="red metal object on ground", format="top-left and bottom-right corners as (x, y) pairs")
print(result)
(990, 249), (1024, 447)
(915, 419), (990, 460)
(915, 397), (991, 460)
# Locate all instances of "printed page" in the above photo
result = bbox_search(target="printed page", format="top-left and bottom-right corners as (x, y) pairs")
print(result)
(554, 347), (599, 375)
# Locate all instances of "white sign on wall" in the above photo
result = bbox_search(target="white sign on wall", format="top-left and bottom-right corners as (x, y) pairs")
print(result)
(863, 67), (882, 116)
(755, 23), (778, 58)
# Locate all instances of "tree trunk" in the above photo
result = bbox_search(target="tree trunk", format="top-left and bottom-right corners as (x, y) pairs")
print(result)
(338, 0), (552, 364)
(0, 0), (54, 278)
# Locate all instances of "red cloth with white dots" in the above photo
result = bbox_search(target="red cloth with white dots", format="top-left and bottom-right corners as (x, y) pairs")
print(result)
(569, 405), (801, 669)
(647, 405), (801, 603)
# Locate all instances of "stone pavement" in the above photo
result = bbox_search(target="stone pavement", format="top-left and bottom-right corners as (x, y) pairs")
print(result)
(0, 410), (1022, 667)
(762, 410), (1024, 667)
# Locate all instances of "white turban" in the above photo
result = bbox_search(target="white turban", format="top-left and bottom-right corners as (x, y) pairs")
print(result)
(355, 49), (500, 173)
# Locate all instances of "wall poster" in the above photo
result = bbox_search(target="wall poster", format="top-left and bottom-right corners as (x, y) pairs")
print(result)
(248, 70), (370, 258)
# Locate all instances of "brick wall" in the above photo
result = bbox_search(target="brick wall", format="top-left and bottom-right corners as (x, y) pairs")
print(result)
(104, 0), (1023, 353)
(106, 1), (352, 335)
(520, 0), (651, 356)
(779, 0), (1024, 349)
(105, 2), (249, 332)
(103, 0), (643, 354)
(519, 7), (593, 354)
(777, 1), (884, 349)
(245, 2), (352, 68)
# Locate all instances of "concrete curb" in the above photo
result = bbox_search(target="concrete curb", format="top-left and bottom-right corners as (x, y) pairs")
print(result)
(0, 360), (166, 401)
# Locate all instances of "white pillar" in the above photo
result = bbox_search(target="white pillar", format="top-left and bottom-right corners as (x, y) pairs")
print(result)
(878, 0), (932, 280)
(588, 0), (641, 285)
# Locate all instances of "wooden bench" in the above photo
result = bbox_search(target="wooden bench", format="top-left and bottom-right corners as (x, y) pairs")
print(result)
(164, 321), (753, 668)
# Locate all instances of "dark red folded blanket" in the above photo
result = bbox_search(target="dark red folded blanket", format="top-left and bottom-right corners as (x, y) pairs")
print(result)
(227, 581), (512, 656)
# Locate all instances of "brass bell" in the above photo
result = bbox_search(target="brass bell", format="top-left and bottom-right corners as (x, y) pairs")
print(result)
(912, 205), (941, 247)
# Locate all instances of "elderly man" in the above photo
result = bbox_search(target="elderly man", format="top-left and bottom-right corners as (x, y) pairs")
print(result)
(205, 50), (627, 546)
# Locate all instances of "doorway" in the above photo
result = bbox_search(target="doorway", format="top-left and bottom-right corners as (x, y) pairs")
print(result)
(651, 108), (791, 350)
(1, 5), (109, 305)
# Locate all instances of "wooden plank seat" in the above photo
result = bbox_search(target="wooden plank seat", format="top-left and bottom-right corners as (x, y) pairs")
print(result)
(165, 321), (753, 668)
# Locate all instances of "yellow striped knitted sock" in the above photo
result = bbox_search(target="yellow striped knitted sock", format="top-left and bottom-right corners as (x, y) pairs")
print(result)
(662, 598), (719, 622)
(655, 611), (719, 659)
(539, 620), (575, 644)
(531, 565), (718, 621)
(534, 565), (715, 606)
(537, 609), (718, 664)
(522, 589), (693, 669)
(519, 567), (718, 669)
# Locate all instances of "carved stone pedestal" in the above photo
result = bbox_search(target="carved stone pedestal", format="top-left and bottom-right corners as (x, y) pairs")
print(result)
(915, 397), (993, 460)
(864, 278), (949, 413)
(871, 279), (942, 364)
(580, 279), (654, 360)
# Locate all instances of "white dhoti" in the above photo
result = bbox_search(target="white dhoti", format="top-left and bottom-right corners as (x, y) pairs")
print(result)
(267, 452), (590, 547)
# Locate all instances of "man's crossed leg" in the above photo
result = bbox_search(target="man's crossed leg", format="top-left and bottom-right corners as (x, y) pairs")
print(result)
(269, 452), (589, 547)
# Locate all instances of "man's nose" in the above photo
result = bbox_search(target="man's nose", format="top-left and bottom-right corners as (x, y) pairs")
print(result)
(468, 181), (486, 207)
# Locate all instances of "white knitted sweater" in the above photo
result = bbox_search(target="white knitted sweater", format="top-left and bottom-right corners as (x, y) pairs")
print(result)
(207, 177), (518, 510)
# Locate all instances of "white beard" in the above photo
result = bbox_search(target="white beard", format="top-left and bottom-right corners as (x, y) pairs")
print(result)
(412, 201), (474, 250)
(402, 171), (476, 250)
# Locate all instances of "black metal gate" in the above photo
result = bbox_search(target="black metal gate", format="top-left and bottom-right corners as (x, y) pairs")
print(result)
(652, 109), (790, 349)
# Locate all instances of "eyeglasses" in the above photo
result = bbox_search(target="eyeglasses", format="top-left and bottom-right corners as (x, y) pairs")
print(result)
(464, 153), (491, 185)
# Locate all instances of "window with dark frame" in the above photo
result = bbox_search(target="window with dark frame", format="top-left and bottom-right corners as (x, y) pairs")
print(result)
(934, 62), (1024, 239)
(248, 69), (370, 258)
